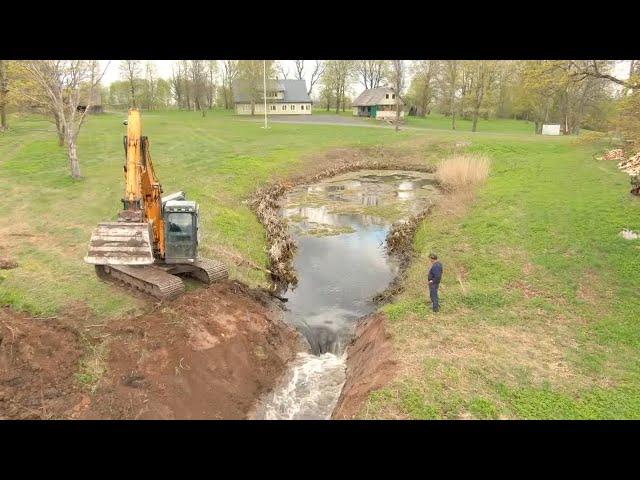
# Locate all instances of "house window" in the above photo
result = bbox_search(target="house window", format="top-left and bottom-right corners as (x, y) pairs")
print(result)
(291, 105), (295, 110)
(392, 94), (396, 99)
(270, 105), (276, 111)
(385, 94), (389, 99)
(306, 105), (310, 110)
(282, 105), (286, 110)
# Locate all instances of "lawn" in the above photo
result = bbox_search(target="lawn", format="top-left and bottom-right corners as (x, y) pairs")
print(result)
(2, 108), (639, 419)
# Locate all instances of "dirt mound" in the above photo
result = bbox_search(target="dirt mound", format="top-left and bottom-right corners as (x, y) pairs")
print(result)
(332, 313), (396, 419)
(0, 309), (84, 419)
(82, 281), (302, 419)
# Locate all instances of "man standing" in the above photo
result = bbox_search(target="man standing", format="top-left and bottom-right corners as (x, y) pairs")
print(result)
(428, 253), (443, 312)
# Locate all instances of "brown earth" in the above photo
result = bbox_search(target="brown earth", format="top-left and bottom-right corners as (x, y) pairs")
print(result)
(0, 281), (303, 420)
(0, 308), (85, 419)
(332, 313), (396, 419)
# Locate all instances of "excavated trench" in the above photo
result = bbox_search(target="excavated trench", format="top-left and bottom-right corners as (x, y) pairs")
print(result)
(250, 168), (441, 419)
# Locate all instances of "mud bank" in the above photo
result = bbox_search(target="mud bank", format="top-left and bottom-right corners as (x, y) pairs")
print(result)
(332, 313), (396, 419)
(1, 281), (302, 419)
(249, 147), (435, 293)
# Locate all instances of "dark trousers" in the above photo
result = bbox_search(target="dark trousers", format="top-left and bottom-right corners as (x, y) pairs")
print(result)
(429, 283), (440, 311)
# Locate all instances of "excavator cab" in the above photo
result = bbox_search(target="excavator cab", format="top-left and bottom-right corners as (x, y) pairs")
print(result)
(163, 199), (199, 263)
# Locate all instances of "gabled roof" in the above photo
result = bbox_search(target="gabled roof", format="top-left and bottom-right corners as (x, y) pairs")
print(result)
(232, 79), (311, 103)
(352, 87), (402, 107)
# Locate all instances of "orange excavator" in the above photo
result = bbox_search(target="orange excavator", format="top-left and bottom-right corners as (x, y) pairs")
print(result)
(84, 108), (228, 299)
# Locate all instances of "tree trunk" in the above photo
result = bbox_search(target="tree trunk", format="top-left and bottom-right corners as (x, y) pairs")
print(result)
(472, 109), (479, 132)
(54, 114), (65, 146)
(67, 136), (81, 179)
(251, 101), (255, 116)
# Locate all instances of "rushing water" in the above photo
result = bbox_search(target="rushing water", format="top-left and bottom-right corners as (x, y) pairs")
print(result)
(252, 170), (438, 420)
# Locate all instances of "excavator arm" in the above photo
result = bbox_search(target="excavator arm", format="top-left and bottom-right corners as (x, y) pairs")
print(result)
(85, 109), (163, 265)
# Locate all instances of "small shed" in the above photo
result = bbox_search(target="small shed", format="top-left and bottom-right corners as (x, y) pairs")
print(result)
(351, 87), (404, 120)
(542, 124), (561, 136)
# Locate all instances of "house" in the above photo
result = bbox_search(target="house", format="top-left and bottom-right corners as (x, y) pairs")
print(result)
(352, 87), (404, 120)
(232, 79), (312, 115)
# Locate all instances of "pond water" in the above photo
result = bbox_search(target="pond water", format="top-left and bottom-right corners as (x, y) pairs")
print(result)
(251, 170), (439, 420)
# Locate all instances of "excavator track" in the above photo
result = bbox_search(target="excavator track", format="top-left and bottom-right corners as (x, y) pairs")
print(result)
(188, 258), (229, 284)
(95, 264), (185, 300)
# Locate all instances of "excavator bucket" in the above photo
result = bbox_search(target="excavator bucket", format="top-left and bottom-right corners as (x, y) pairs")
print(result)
(84, 222), (155, 265)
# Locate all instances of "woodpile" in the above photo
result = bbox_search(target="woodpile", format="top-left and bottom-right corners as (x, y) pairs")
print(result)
(618, 152), (640, 176)
(0, 258), (18, 269)
(598, 148), (625, 161)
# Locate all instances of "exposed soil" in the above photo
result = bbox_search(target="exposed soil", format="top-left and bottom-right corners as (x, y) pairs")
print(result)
(1, 281), (303, 420)
(0, 308), (85, 419)
(81, 281), (302, 419)
(332, 313), (396, 419)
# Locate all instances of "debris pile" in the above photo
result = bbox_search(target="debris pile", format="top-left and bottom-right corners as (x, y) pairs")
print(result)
(598, 148), (625, 161)
(618, 152), (640, 176)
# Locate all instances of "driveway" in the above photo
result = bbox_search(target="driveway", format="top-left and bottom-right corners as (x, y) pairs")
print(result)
(240, 114), (393, 128)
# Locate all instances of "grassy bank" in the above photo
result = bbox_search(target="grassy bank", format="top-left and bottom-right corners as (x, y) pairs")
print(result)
(365, 135), (640, 419)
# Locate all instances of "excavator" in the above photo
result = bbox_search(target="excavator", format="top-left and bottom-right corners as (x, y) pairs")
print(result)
(84, 108), (228, 299)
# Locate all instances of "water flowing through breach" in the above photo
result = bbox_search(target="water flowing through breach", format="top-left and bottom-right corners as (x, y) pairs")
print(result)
(252, 170), (440, 420)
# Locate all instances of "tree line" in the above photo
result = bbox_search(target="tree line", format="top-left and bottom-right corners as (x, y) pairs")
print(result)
(0, 60), (638, 180)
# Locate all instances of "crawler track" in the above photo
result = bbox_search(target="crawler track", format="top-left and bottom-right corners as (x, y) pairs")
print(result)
(95, 264), (185, 300)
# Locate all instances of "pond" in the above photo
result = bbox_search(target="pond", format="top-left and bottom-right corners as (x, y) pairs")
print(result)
(251, 169), (439, 420)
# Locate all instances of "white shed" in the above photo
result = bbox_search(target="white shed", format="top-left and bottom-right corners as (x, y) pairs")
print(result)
(542, 124), (561, 136)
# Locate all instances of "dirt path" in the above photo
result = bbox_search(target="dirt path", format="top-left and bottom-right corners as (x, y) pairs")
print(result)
(1, 281), (302, 420)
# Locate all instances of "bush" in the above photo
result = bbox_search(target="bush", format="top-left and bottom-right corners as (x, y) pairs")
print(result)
(435, 153), (491, 191)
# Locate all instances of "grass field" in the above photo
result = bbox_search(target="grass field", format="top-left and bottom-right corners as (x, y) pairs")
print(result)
(1, 108), (639, 419)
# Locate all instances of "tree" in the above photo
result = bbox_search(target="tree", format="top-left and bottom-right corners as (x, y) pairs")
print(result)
(294, 60), (305, 80)
(466, 60), (498, 132)
(207, 60), (218, 109)
(0, 60), (8, 131)
(296, 60), (325, 96)
(189, 60), (208, 116)
(441, 60), (460, 129)
(391, 60), (405, 132)
(143, 61), (156, 110)
(237, 60), (275, 116)
(276, 61), (289, 80)
(408, 60), (438, 117)
(22, 60), (107, 179)
(220, 60), (239, 110)
(356, 60), (387, 90)
(119, 60), (142, 107)
(323, 60), (354, 114)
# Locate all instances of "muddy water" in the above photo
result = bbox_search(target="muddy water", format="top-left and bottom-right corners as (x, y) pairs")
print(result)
(252, 170), (438, 420)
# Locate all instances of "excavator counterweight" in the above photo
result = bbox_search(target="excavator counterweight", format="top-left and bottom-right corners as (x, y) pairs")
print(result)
(84, 109), (228, 299)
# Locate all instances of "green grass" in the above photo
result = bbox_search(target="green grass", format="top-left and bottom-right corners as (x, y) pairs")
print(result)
(366, 133), (640, 419)
(2, 107), (639, 419)
(404, 112), (537, 134)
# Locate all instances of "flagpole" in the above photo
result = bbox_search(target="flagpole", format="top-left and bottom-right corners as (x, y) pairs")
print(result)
(262, 60), (268, 129)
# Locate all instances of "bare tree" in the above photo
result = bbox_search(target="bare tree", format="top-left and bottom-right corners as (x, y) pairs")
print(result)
(207, 60), (218, 109)
(221, 60), (239, 110)
(391, 60), (405, 132)
(22, 60), (107, 179)
(144, 61), (156, 110)
(0, 60), (8, 131)
(307, 60), (325, 97)
(277, 61), (289, 80)
(119, 60), (142, 107)
(356, 60), (387, 90)
(442, 60), (460, 130)
(569, 60), (640, 90)
(294, 60), (305, 80)
(189, 60), (208, 117)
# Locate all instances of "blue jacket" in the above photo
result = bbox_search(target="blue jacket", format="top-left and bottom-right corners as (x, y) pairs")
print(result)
(428, 261), (443, 286)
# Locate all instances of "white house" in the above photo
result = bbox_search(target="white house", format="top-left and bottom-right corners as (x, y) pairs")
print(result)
(232, 79), (312, 115)
(352, 87), (404, 120)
